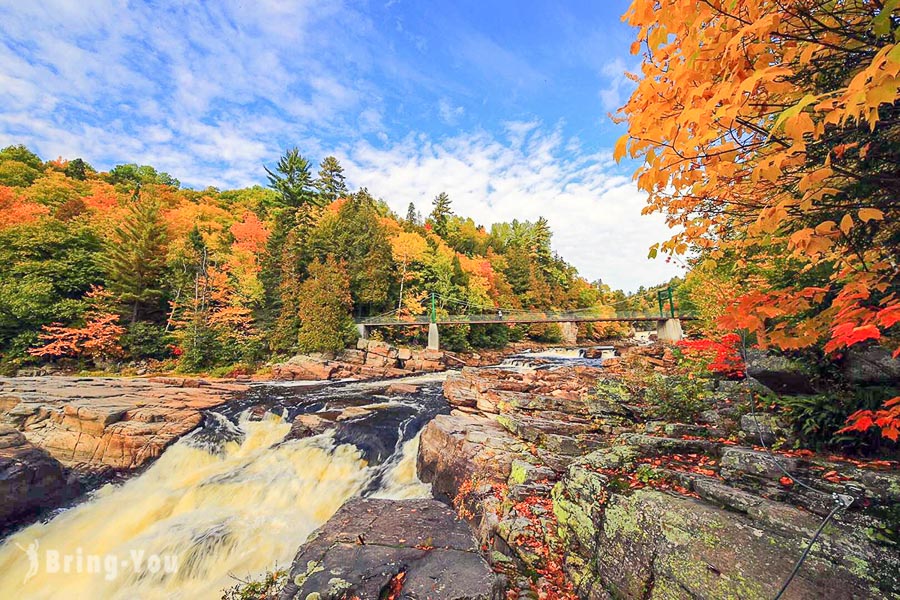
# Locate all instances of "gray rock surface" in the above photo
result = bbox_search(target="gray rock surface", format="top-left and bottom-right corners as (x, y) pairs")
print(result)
(279, 497), (500, 600)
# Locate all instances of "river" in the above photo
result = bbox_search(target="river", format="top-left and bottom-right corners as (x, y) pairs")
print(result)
(0, 373), (450, 599)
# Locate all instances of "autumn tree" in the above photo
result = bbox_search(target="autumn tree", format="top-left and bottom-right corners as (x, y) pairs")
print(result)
(316, 156), (348, 202)
(102, 187), (169, 323)
(296, 256), (355, 353)
(390, 229), (428, 312)
(28, 287), (125, 365)
(619, 0), (900, 437)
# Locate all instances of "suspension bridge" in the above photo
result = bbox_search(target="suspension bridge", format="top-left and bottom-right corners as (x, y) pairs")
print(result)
(355, 289), (694, 350)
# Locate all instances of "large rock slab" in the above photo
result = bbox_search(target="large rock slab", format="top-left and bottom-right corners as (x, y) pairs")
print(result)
(279, 497), (500, 600)
(442, 366), (604, 415)
(0, 424), (78, 527)
(745, 350), (815, 394)
(0, 376), (246, 470)
(417, 414), (526, 505)
(553, 448), (900, 599)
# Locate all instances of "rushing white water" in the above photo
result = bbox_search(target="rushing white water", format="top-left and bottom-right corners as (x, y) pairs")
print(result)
(0, 412), (430, 600)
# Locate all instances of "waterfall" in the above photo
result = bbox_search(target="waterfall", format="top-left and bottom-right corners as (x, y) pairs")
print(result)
(0, 411), (431, 599)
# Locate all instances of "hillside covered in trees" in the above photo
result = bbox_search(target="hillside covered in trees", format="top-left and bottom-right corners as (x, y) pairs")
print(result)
(0, 144), (625, 375)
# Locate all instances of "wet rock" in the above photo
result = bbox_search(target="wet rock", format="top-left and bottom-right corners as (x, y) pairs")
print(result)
(0, 424), (78, 527)
(443, 366), (606, 417)
(0, 377), (246, 471)
(286, 414), (336, 440)
(386, 382), (419, 395)
(279, 497), (500, 600)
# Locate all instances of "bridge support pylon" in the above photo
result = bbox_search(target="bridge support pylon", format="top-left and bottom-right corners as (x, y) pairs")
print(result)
(357, 324), (370, 340)
(427, 322), (440, 350)
(656, 318), (683, 343)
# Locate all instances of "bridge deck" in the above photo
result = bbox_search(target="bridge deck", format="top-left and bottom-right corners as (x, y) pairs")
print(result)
(358, 315), (693, 326)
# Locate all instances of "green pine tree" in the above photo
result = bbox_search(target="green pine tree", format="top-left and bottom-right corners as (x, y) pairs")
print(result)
(316, 156), (348, 202)
(265, 148), (319, 208)
(406, 201), (421, 223)
(429, 192), (452, 236)
(296, 256), (355, 353)
(102, 187), (168, 323)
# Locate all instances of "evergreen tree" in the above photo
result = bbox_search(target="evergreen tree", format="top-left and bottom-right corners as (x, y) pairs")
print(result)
(265, 148), (319, 208)
(296, 256), (354, 353)
(102, 187), (168, 323)
(405, 202), (419, 225)
(429, 192), (452, 236)
(307, 190), (393, 314)
(315, 156), (348, 202)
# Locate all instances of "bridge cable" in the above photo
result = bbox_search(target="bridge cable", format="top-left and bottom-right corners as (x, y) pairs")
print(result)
(738, 332), (854, 599)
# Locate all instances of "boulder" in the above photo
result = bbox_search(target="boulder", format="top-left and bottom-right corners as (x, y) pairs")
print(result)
(553, 484), (896, 599)
(275, 356), (336, 380)
(385, 382), (419, 395)
(417, 414), (525, 506)
(745, 349), (815, 394)
(843, 345), (900, 384)
(286, 414), (335, 440)
(279, 498), (500, 600)
(739, 412), (794, 446)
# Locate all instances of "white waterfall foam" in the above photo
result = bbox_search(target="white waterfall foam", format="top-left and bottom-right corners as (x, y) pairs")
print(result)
(0, 412), (430, 599)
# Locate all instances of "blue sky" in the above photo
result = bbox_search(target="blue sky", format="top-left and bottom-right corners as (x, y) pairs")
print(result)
(0, 0), (682, 291)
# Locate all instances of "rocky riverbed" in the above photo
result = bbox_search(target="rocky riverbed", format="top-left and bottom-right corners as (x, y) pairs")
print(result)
(410, 353), (900, 599)
(2, 345), (897, 599)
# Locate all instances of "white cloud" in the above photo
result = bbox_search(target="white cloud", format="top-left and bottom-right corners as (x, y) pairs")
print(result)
(339, 127), (682, 291)
(599, 58), (630, 113)
(438, 98), (464, 125)
(0, 2), (681, 290)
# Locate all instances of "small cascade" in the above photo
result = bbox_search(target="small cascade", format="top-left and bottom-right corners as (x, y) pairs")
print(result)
(500, 346), (613, 369)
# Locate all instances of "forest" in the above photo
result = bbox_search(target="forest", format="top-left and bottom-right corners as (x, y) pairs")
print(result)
(0, 144), (635, 376)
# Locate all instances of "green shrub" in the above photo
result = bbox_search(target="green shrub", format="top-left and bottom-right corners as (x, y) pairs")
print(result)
(593, 379), (632, 404)
(122, 322), (173, 360)
(440, 324), (471, 352)
(177, 323), (221, 372)
(528, 322), (562, 343)
(643, 373), (710, 422)
(468, 323), (509, 349)
(776, 386), (897, 451)
(221, 567), (287, 600)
